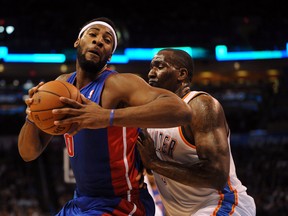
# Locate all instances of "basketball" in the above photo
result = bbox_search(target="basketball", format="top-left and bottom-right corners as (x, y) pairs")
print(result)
(30, 80), (81, 135)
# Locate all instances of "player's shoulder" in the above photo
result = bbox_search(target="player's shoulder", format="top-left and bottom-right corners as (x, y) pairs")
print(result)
(190, 91), (218, 104)
(56, 72), (74, 82)
(189, 91), (223, 115)
(187, 91), (213, 104)
(111, 72), (143, 79)
(107, 72), (147, 87)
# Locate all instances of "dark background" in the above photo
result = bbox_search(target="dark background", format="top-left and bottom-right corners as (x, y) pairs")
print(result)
(1, 0), (288, 53)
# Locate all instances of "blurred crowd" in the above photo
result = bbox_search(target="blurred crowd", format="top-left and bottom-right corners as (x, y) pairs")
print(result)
(1, 134), (287, 215)
(0, 76), (287, 215)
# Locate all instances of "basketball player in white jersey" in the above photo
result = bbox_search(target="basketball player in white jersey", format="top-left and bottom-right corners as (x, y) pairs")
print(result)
(137, 48), (256, 216)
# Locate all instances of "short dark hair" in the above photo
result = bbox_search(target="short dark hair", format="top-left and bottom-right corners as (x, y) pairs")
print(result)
(161, 48), (194, 81)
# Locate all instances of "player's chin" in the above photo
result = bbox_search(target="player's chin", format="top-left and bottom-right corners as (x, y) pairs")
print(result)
(148, 82), (158, 87)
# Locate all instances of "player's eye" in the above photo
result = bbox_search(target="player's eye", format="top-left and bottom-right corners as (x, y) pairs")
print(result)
(88, 32), (96, 37)
(158, 64), (165, 69)
(104, 38), (112, 44)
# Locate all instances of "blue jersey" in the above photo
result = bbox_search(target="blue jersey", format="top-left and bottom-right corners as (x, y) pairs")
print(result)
(57, 70), (155, 216)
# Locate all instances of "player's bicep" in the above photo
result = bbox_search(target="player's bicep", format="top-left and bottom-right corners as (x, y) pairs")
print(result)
(191, 95), (229, 160)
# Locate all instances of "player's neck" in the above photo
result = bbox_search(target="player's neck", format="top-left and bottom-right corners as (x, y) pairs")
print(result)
(176, 84), (191, 98)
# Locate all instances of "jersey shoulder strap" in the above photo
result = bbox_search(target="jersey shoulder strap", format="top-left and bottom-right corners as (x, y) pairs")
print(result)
(182, 91), (210, 103)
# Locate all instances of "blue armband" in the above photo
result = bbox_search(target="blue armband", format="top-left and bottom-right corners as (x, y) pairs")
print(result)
(109, 109), (115, 126)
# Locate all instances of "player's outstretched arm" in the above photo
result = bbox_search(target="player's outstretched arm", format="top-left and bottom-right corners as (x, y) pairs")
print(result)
(53, 73), (192, 131)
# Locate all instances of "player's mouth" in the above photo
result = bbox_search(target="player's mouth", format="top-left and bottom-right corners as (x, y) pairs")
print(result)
(89, 50), (100, 57)
(148, 79), (158, 86)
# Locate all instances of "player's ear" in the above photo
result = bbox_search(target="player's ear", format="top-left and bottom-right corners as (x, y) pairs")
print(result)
(74, 38), (80, 48)
(178, 68), (188, 81)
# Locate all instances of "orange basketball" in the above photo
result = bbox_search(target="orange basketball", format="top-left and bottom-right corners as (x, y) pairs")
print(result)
(30, 80), (81, 135)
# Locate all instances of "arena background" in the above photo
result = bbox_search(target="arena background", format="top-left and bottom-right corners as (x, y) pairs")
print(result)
(0, 1), (287, 215)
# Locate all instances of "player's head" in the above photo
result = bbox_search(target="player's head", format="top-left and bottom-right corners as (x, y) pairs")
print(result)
(148, 48), (194, 93)
(75, 17), (118, 73)
(78, 17), (118, 53)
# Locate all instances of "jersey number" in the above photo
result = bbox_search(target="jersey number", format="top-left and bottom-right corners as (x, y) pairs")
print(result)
(64, 133), (75, 157)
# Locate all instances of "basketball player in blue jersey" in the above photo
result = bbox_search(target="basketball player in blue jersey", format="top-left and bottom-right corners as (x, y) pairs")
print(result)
(18, 18), (193, 215)
(137, 48), (256, 216)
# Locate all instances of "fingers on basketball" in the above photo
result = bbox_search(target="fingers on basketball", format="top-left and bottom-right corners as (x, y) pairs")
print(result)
(30, 80), (81, 135)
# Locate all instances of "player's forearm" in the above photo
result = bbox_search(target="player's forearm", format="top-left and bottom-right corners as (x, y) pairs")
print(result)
(113, 96), (192, 128)
(150, 159), (227, 190)
(18, 121), (52, 161)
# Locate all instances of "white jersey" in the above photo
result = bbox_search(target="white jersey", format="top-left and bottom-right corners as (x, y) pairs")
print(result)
(147, 91), (256, 216)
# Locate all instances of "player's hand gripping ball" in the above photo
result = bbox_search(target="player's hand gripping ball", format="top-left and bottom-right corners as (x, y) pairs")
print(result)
(30, 80), (81, 135)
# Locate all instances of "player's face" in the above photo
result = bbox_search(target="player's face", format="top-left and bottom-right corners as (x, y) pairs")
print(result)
(75, 25), (113, 73)
(148, 53), (180, 92)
